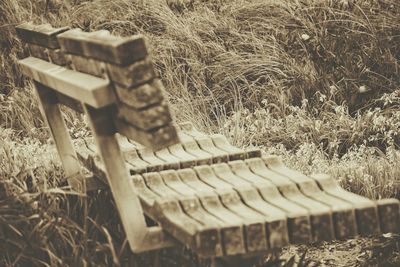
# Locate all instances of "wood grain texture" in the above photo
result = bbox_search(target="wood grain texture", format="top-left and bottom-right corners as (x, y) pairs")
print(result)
(176, 169), (247, 255)
(376, 198), (400, 234)
(107, 58), (156, 88)
(229, 160), (310, 245)
(142, 172), (222, 257)
(27, 43), (49, 61)
(19, 57), (115, 108)
(211, 163), (289, 249)
(245, 158), (315, 244)
(115, 120), (179, 151)
(154, 148), (181, 170)
(193, 165), (268, 253)
(34, 82), (83, 190)
(84, 104), (151, 252)
(310, 173), (380, 236)
(57, 29), (147, 66)
(178, 132), (213, 165)
(16, 22), (69, 48)
(167, 143), (198, 168)
(117, 101), (172, 130)
(114, 79), (164, 109)
(263, 156), (356, 240)
(248, 158), (334, 242)
(66, 53), (106, 78)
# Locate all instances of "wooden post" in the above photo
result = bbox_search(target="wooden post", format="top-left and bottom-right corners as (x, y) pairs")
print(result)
(34, 81), (83, 191)
(82, 104), (151, 251)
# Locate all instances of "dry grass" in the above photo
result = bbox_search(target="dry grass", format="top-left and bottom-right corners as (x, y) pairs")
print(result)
(0, 0), (399, 266)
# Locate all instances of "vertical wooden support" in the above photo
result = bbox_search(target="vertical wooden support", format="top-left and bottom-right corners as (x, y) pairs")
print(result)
(34, 81), (83, 190)
(83, 104), (177, 252)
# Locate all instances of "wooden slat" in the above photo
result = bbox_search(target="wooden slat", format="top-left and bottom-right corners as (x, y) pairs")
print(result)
(193, 165), (268, 253)
(57, 29), (147, 66)
(115, 120), (179, 151)
(137, 147), (165, 172)
(48, 48), (66, 66)
(252, 159), (334, 243)
(211, 163), (289, 249)
(66, 53), (106, 78)
(114, 79), (164, 109)
(178, 132), (213, 165)
(167, 143), (198, 168)
(159, 170), (225, 256)
(376, 198), (400, 234)
(310, 174), (381, 236)
(154, 149), (181, 170)
(19, 57), (115, 108)
(107, 58), (156, 88)
(161, 170), (249, 256)
(182, 133), (229, 163)
(211, 134), (260, 161)
(118, 101), (172, 130)
(229, 160), (311, 245)
(27, 43), (48, 61)
(142, 173), (221, 257)
(245, 158), (334, 243)
(176, 169), (247, 255)
(16, 22), (69, 48)
(263, 156), (356, 240)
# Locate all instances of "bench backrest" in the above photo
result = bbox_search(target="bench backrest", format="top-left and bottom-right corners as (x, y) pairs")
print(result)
(15, 22), (181, 250)
(16, 22), (179, 150)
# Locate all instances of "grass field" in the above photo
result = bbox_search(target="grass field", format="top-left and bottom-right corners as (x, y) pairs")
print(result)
(1, 0), (399, 266)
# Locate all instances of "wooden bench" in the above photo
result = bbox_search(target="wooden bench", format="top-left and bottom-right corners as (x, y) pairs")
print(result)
(16, 22), (400, 267)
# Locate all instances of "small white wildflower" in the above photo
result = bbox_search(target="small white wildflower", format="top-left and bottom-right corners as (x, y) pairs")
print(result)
(301, 33), (310, 41)
(358, 85), (368, 93)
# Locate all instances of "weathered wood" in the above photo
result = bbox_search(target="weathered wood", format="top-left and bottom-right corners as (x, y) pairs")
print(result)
(263, 156), (357, 240)
(178, 132), (213, 165)
(245, 158), (322, 243)
(114, 79), (165, 109)
(27, 43), (48, 61)
(115, 120), (179, 150)
(143, 173), (222, 257)
(154, 149), (181, 170)
(211, 134), (248, 161)
(167, 143), (198, 168)
(83, 104), (149, 252)
(193, 165), (268, 253)
(56, 92), (83, 113)
(310, 173), (380, 236)
(57, 29), (148, 66)
(161, 170), (249, 256)
(182, 133), (229, 163)
(376, 198), (400, 234)
(211, 163), (289, 249)
(107, 58), (156, 88)
(66, 53), (106, 78)
(19, 57), (115, 108)
(176, 169), (247, 255)
(34, 82), (83, 190)
(16, 22), (69, 48)
(118, 101), (172, 130)
(229, 160), (310, 245)
(48, 48), (66, 66)
(137, 147), (165, 172)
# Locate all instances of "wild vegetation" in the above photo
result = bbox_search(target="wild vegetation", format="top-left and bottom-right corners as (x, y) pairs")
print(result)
(0, 0), (399, 266)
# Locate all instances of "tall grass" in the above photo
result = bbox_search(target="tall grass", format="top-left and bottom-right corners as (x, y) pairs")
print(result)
(1, 0), (399, 266)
